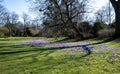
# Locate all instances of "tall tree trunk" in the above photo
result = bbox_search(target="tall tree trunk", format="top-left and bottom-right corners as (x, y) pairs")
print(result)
(110, 0), (120, 38)
(115, 9), (120, 37)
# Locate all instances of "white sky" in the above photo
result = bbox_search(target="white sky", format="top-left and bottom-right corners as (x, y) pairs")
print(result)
(85, 0), (109, 22)
(91, 0), (108, 11)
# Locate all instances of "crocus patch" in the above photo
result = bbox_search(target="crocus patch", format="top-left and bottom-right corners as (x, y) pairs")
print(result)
(20, 39), (120, 53)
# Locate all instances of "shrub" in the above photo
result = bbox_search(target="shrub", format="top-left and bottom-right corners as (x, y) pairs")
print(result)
(92, 21), (107, 37)
(0, 32), (4, 37)
(77, 21), (92, 38)
(0, 28), (9, 37)
(98, 28), (115, 38)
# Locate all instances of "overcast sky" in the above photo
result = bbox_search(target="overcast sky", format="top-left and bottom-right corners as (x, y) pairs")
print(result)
(2, 0), (109, 21)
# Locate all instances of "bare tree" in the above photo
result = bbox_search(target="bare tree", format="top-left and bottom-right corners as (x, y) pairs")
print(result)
(10, 12), (19, 36)
(4, 12), (12, 36)
(95, 7), (106, 23)
(22, 13), (30, 26)
(0, 3), (7, 26)
(95, 5), (114, 24)
(1, 11), (19, 36)
(0, 5), (5, 17)
(22, 13), (30, 36)
(11, 12), (19, 24)
(31, 0), (88, 38)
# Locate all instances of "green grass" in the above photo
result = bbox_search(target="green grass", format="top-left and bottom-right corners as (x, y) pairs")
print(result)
(0, 37), (120, 74)
(105, 41), (120, 47)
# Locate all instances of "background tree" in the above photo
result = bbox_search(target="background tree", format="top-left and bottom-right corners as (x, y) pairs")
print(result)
(95, 8), (106, 23)
(10, 12), (19, 36)
(22, 13), (30, 36)
(0, 2), (7, 26)
(31, 0), (88, 38)
(4, 12), (12, 36)
(95, 3), (114, 25)
(3, 12), (19, 36)
(30, 18), (42, 36)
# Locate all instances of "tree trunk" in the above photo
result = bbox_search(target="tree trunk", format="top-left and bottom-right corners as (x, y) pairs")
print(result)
(110, 0), (120, 38)
(115, 9), (120, 37)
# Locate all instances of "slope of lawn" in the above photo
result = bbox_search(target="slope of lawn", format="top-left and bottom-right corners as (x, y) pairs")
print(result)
(0, 37), (120, 74)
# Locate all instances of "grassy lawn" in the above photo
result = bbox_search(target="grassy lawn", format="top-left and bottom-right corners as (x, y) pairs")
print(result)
(0, 37), (120, 74)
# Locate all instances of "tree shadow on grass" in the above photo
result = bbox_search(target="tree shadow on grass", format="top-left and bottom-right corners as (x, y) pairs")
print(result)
(1, 38), (115, 58)
(55, 37), (92, 43)
(0, 44), (92, 58)
(91, 38), (116, 45)
(55, 37), (118, 44)
(1, 37), (118, 62)
(3, 37), (115, 58)
(55, 37), (76, 43)
(0, 47), (60, 55)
